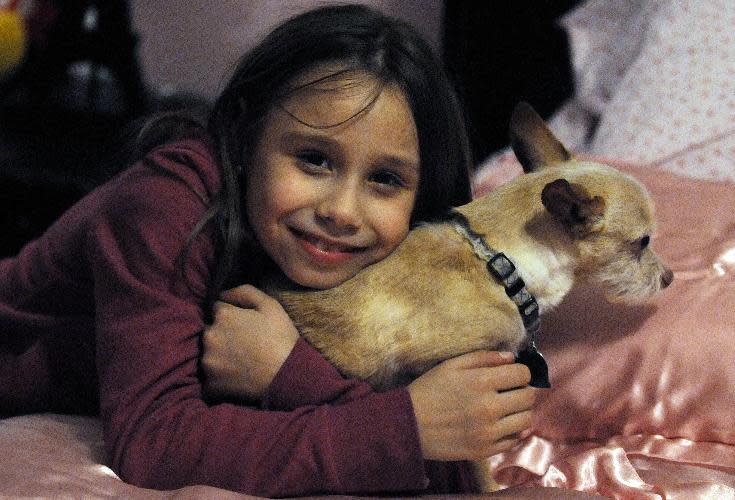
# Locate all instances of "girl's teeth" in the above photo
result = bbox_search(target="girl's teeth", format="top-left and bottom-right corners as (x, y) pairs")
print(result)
(308, 235), (349, 253)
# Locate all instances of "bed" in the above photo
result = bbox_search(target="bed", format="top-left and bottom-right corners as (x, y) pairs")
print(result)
(2, 0), (734, 498)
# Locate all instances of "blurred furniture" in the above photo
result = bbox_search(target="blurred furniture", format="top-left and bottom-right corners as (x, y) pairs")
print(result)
(0, 0), (148, 256)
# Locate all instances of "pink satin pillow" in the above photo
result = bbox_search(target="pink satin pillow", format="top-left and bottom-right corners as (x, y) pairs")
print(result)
(475, 162), (735, 445)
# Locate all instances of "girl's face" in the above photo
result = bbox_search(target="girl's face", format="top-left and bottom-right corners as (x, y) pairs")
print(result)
(246, 70), (420, 289)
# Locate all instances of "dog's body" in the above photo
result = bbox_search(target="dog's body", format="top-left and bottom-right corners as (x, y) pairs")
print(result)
(274, 103), (672, 490)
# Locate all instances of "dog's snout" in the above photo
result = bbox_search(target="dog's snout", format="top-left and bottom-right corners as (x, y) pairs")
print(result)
(661, 267), (674, 288)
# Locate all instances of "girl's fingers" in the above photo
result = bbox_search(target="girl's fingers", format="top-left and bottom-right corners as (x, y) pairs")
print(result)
(485, 363), (532, 391)
(219, 284), (270, 309)
(494, 386), (537, 416)
(447, 350), (517, 370)
(210, 300), (236, 324)
(487, 435), (521, 455)
(211, 300), (256, 323)
(492, 409), (534, 442)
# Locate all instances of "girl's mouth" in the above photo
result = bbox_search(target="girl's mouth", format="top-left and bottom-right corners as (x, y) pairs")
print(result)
(290, 228), (367, 262)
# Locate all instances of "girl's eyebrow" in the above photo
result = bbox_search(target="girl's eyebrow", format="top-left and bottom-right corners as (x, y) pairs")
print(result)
(281, 131), (334, 148)
(281, 131), (420, 172)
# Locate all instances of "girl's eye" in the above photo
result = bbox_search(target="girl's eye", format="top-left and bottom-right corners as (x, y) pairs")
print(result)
(297, 151), (330, 171)
(370, 170), (406, 189)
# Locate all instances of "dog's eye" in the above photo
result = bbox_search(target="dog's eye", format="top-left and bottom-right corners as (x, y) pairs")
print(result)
(639, 236), (650, 250)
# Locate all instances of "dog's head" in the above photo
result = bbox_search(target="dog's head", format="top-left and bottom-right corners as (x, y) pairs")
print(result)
(509, 102), (673, 304)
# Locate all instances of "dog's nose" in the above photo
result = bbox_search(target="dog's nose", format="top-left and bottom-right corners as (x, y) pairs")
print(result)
(661, 268), (674, 288)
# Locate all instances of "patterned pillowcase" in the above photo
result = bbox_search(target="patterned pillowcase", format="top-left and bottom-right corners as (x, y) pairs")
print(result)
(563, 0), (735, 182)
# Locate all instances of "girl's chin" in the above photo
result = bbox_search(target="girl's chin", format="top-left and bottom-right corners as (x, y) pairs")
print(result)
(286, 267), (360, 290)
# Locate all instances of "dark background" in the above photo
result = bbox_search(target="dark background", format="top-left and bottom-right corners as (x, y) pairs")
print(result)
(0, 0), (579, 257)
(444, 1), (579, 162)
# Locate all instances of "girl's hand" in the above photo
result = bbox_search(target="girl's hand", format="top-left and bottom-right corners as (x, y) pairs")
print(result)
(407, 350), (536, 461)
(201, 285), (300, 401)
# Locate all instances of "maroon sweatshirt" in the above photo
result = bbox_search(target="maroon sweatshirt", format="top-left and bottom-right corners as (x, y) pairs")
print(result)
(0, 137), (475, 496)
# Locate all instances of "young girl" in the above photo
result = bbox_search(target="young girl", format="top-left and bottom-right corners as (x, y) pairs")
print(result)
(0, 5), (535, 496)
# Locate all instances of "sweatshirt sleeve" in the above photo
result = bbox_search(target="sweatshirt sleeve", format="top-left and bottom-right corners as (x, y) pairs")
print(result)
(88, 143), (430, 497)
(262, 337), (383, 410)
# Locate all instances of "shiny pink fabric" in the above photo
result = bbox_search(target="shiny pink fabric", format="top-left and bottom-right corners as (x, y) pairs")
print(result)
(490, 436), (735, 499)
(0, 414), (260, 499)
(0, 414), (597, 499)
(474, 161), (735, 499)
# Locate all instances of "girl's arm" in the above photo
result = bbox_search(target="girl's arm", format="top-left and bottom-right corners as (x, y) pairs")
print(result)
(199, 286), (491, 493)
(204, 291), (536, 461)
(201, 284), (393, 410)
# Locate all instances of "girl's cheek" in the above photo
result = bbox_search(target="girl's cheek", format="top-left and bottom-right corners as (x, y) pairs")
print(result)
(374, 200), (413, 248)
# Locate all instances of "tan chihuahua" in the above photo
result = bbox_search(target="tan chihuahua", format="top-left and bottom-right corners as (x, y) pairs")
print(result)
(275, 102), (673, 491)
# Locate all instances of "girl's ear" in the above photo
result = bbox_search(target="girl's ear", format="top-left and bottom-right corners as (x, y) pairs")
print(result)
(509, 102), (572, 173)
(541, 178), (606, 237)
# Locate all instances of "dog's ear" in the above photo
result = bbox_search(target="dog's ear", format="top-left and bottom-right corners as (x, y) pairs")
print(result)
(541, 179), (606, 236)
(510, 102), (572, 173)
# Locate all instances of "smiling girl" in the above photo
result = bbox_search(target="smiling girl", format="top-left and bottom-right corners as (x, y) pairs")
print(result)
(0, 5), (534, 496)
(245, 66), (420, 289)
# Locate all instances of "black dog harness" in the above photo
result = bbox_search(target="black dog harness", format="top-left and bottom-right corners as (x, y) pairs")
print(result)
(448, 210), (551, 388)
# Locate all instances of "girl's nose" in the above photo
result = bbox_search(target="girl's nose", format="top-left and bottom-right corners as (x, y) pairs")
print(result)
(315, 184), (362, 233)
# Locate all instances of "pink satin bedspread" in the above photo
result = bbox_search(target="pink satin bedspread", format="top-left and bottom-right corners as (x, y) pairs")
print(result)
(474, 160), (735, 499)
(0, 416), (590, 498)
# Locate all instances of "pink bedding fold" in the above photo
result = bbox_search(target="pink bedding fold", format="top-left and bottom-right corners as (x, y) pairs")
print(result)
(490, 435), (735, 499)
